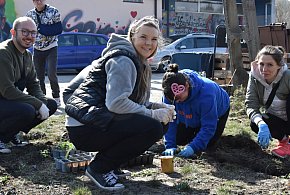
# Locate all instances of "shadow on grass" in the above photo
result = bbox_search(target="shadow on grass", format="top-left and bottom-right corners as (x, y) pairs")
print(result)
(83, 178), (210, 195)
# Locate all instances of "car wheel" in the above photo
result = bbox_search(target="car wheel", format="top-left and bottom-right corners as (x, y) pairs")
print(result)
(157, 56), (171, 73)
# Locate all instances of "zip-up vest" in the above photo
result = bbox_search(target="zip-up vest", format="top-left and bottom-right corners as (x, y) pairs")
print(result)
(65, 49), (140, 129)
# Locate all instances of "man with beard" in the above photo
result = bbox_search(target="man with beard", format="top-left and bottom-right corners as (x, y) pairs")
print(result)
(0, 16), (57, 153)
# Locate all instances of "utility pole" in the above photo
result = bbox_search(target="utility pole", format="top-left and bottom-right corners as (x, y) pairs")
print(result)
(223, 0), (249, 89)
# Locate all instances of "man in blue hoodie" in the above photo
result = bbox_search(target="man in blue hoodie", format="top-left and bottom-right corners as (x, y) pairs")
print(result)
(161, 63), (230, 158)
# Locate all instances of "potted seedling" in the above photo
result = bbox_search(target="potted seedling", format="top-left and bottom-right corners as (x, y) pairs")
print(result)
(52, 141), (76, 159)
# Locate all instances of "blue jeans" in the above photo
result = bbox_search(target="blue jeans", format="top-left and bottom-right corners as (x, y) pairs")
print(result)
(33, 47), (60, 98)
(67, 113), (164, 173)
(0, 98), (57, 143)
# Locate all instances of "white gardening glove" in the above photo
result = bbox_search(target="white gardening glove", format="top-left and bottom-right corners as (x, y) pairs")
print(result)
(151, 102), (175, 111)
(38, 103), (49, 120)
(151, 108), (174, 125)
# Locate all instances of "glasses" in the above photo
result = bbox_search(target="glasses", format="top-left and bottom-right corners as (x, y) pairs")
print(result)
(16, 29), (37, 38)
(33, 0), (43, 2)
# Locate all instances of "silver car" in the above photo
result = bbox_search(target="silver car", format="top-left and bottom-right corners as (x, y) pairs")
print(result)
(149, 33), (227, 72)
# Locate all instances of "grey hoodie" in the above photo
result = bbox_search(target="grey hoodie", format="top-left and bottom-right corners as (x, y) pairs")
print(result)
(102, 34), (152, 116)
(66, 34), (152, 127)
(245, 63), (290, 123)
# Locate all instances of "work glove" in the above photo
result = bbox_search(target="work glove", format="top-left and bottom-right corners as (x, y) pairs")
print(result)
(151, 108), (175, 125)
(162, 148), (178, 156)
(257, 123), (272, 149)
(151, 102), (175, 111)
(177, 145), (194, 158)
(38, 103), (49, 120)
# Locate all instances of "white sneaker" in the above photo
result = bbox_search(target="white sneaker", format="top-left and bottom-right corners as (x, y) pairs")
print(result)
(0, 141), (11, 154)
(54, 98), (61, 107)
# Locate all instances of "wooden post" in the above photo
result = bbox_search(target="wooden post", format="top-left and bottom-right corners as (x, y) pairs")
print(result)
(223, 0), (249, 89)
(242, 0), (260, 62)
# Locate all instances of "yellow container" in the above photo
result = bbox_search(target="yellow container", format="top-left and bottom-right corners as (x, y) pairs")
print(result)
(160, 156), (174, 173)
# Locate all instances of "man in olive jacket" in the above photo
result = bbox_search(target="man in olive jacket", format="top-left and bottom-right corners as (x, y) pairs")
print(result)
(0, 16), (57, 154)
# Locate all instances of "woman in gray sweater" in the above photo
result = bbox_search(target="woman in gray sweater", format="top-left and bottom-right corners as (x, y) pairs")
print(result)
(245, 45), (290, 159)
(64, 16), (175, 191)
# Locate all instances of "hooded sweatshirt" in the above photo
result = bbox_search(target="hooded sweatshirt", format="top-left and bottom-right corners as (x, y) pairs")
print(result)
(66, 34), (152, 126)
(245, 63), (290, 123)
(163, 69), (230, 152)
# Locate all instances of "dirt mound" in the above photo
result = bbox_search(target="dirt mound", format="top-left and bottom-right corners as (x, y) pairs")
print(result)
(207, 135), (290, 176)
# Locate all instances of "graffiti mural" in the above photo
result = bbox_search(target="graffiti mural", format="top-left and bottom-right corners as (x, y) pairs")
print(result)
(62, 10), (131, 35)
(0, 0), (15, 42)
(173, 12), (225, 35)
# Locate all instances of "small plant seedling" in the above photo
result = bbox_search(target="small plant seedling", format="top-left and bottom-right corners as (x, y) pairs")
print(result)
(57, 141), (75, 158)
(0, 175), (9, 185)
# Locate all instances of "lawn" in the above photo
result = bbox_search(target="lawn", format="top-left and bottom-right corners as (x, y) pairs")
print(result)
(0, 87), (289, 195)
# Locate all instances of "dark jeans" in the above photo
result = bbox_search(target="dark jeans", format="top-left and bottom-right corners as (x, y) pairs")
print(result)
(67, 113), (164, 173)
(250, 95), (290, 141)
(175, 108), (230, 151)
(0, 98), (57, 143)
(33, 47), (60, 98)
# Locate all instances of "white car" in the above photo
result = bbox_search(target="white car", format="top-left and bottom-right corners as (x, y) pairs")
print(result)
(149, 33), (227, 72)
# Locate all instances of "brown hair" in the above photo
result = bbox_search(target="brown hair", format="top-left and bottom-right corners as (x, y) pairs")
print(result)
(162, 63), (189, 101)
(256, 45), (285, 66)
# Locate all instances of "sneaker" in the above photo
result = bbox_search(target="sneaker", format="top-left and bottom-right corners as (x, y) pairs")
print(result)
(10, 135), (29, 147)
(85, 166), (125, 191)
(114, 168), (131, 177)
(54, 98), (61, 107)
(0, 141), (11, 154)
(271, 141), (290, 159)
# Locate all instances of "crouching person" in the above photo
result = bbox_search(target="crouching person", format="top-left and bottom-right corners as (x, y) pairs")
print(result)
(161, 63), (230, 158)
(0, 17), (57, 154)
(64, 16), (175, 191)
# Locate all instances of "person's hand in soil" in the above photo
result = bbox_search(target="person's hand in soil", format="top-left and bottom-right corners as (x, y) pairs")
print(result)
(162, 148), (178, 156)
(177, 145), (194, 158)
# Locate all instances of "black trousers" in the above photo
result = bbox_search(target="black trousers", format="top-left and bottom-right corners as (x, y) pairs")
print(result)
(67, 113), (164, 173)
(175, 108), (230, 151)
(250, 95), (290, 141)
(0, 98), (57, 143)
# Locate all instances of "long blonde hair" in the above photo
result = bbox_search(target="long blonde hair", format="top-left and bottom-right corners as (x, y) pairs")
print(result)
(127, 16), (164, 103)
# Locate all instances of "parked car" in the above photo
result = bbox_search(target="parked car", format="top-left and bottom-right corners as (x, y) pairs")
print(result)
(29, 32), (109, 71)
(148, 33), (228, 72)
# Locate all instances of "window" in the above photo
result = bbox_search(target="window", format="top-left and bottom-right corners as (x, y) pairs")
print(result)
(123, 0), (143, 3)
(176, 38), (194, 49)
(176, 1), (198, 12)
(78, 35), (96, 46)
(96, 36), (108, 45)
(200, 1), (223, 14)
(195, 37), (214, 48)
(58, 35), (74, 46)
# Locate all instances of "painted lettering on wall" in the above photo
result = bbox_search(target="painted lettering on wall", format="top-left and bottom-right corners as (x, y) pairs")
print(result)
(62, 10), (130, 35)
(173, 12), (225, 35)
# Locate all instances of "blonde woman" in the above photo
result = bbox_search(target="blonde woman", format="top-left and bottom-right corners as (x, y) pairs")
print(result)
(64, 16), (174, 190)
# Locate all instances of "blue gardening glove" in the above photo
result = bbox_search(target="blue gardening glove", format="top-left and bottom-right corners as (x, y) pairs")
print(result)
(162, 148), (177, 156)
(177, 145), (194, 158)
(258, 123), (272, 149)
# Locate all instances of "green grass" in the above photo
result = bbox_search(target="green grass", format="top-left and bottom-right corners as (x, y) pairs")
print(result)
(72, 186), (92, 195)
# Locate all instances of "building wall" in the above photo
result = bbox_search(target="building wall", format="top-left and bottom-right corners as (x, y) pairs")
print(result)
(5, 0), (162, 36)
(162, 0), (273, 37)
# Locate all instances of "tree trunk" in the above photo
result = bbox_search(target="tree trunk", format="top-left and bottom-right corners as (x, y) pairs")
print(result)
(242, 0), (260, 61)
(223, 0), (249, 89)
